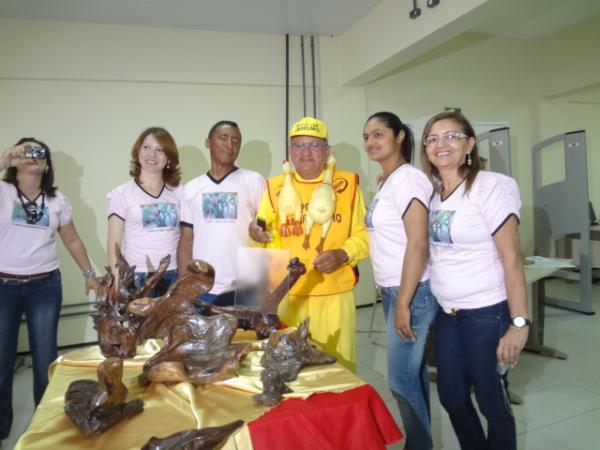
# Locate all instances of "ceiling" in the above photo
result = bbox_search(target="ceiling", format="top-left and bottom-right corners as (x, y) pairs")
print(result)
(0, 0), (381, 36)
(471, 0), (600, 39)
(0, 0), (598, 38)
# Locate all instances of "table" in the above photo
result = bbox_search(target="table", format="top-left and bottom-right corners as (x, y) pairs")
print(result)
(524, 261), (571, 360)
(15, 334), (402, 450)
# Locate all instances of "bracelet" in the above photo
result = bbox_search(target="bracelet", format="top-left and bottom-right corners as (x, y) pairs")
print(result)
(82, 268), (96, 279)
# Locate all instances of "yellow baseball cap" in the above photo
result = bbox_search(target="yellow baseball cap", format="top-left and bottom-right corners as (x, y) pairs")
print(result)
(289, 117), (328, 139)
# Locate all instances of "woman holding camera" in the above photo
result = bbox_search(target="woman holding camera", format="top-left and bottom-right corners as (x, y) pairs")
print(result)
(0, 138), (98, 442)
(107, 127), (183, 296)
(421, 111), (528, 450)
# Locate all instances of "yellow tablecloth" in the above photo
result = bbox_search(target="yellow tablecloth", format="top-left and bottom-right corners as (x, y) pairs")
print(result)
(16, 331), (365, 450)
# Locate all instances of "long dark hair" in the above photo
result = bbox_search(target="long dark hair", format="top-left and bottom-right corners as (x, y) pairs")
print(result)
(366, 111), (414, 163)
(3, 137), (57, 197)
(420, 111), (482, 193)
(129, 127), (181, 187)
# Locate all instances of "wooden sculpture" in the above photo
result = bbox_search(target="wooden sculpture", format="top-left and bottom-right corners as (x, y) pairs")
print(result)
(303, 153), (337, 253)
(277, 160), (303, 237)
(128, 260), (251, 385)
(64, 357), (144, 436)
(199, 304), (280, 340)
(199, 257), (307, 339)
(141, 420), (244, 450)
(253, 319), (337, 406)
(92, 244), (170, 358)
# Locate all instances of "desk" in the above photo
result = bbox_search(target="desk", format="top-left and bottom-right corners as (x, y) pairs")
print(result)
(524, 262), (570, 360)
(15, 335), (402, 450)
(568, 225), (600, 269)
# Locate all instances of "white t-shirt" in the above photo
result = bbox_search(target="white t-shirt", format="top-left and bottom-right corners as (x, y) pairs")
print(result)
(0, 181), (72, 274)
(107, 180), (183, 272)
(181, 168), (266, 294)
(428, 171), (521, 310)
(366, 164), (432, 287)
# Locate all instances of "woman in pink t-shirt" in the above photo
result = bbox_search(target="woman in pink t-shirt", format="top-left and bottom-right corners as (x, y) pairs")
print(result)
(363, 112), (438, 450)
(107, 127), (183, 297)
(0, 138), (98, 443)
(421, 111), (528, 450)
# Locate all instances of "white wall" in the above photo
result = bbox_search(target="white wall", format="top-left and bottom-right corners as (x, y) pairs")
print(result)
(539, 86), (600, 212)
(3, 11), (599, 348)
(362, 14), (600, 269)
(0, 18), (321, 348)
(364, 33), (543, 252)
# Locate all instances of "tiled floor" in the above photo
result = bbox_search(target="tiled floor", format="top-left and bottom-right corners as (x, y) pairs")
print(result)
(356, 279), (600, 450)
(3, 279), (600, 449)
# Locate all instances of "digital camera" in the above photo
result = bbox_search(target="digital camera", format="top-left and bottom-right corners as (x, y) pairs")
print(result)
(24, 145), (47, 160)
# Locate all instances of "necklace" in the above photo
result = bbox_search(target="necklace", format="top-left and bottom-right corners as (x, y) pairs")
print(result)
(17, 188), (46, 224)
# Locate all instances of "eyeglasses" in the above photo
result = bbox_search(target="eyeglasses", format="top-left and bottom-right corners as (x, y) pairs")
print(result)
(423, 131), (469, 147)
(289, 142), (327, 152)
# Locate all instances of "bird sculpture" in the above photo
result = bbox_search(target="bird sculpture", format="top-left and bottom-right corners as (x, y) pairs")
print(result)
(141, 420), (244, 450)
(303, 152), (337, 253)
(64, 357), (144, 436)
(253, 318), (337, 406)
(277, 160), (303, 237)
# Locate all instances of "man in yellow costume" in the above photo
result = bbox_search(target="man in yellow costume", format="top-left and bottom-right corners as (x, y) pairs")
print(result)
(249, 117), (368, 370)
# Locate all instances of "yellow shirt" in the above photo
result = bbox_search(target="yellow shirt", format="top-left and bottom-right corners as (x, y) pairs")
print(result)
(257, 169), (369, 296)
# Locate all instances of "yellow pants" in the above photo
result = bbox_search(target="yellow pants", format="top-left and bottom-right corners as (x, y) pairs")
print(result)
(279, 290), (356, 372)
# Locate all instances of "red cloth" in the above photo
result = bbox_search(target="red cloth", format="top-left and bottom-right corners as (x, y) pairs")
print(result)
(249, 384), (403, 450)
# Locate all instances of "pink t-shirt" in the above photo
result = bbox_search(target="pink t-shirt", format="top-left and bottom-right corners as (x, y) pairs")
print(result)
(428, 171), (521, 310)
(107, 180), (183, 272)
(0, 181), (72, 275)
(180, 168), (266, 294)
(366, 164), (432, 287)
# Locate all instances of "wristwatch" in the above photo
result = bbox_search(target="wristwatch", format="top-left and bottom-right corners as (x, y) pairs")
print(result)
(82, 268), (96, 279)
(511, 316), (531, 328)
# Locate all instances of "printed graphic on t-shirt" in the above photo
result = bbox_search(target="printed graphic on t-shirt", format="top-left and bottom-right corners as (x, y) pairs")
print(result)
(141, 203), (178, 228)
(202, 192), (238, 220)
(11, 201), (50, 227)
(429, 210), (455, 244)
(365, 198), (379, 229)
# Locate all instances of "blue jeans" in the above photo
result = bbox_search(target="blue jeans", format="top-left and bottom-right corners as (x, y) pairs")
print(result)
(435, 301), (515, 450)
(0, 269), (62, 439)
(133, 269), (178, 298)
(381, 280), (438, 450)
(196, 291), (236, 306)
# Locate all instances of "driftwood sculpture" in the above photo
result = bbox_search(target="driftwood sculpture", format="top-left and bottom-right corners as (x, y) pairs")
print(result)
(253, 319), (337, 406)
(92, 244), (170, 358)
(141, 420), (244, 450)
(64, 357), (144, 435)
(199, 258), (307, 339)
(128, 260), (251, 385)
(200, 303), (280, 340)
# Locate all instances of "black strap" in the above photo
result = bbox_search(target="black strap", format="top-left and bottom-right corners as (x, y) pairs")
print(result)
(16, 188), (46, 224)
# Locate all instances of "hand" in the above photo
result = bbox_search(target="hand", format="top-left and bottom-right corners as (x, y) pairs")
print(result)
(395, 304), (416, 340)
(85, 277), (101, 296)
(313, 249), (348, 273)
(496, 325), (529, 365)
(0, 145), (26, 171)
(249, 220), (271, 243)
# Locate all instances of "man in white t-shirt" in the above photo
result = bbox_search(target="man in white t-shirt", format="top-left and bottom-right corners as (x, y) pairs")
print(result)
(178, 121), (266, 305)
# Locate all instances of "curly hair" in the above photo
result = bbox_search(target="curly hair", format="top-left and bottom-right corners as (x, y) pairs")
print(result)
(129, 127), (181, 187)
(3, 137), (57, 197)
